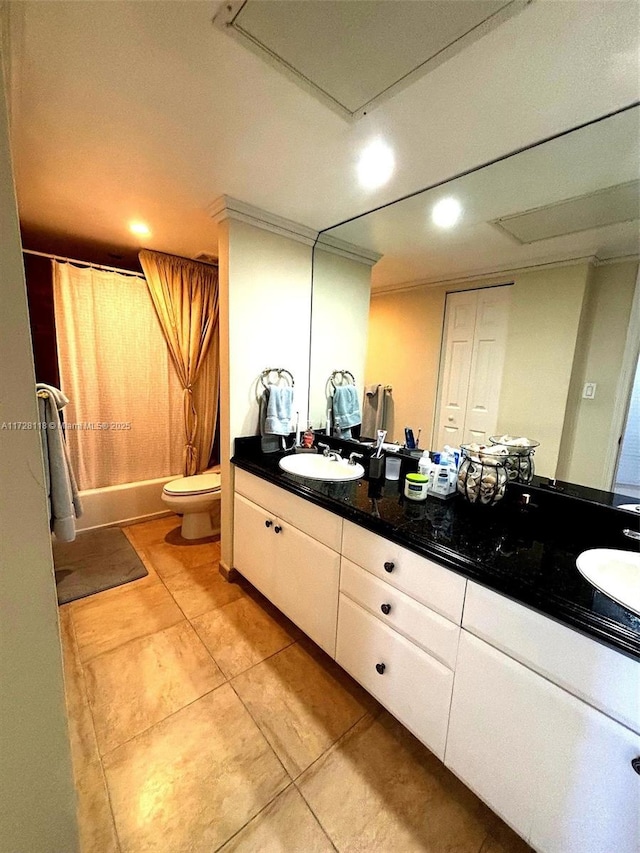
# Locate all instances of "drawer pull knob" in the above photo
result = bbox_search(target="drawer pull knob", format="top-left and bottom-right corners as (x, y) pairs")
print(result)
(274, 525), (282, 534)
(380, 603), (391, 615)
(264, 520), (273, 528)
(632, 757), (640, 776)
(375, 662), (386, 675)
(383, 561), (395, 573)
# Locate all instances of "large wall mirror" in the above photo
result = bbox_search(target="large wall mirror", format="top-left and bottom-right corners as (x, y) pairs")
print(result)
(310, 104), (639, 492)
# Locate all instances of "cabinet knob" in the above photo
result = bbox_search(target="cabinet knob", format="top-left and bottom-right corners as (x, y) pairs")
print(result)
(274, 525), (282, 534)
(380, 603), (391, 615)
(632, 757), (640, 776)
(383, 561), (395, 573)
(375, 662), (386, 675)
(264, 520), (273, 528)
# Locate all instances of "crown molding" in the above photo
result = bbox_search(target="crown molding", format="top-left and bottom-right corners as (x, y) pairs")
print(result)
(314, 233), (382, 267)
(371, 254), (602, 296)
(209, 195), (382, 265)
(208, 195), (318, 247)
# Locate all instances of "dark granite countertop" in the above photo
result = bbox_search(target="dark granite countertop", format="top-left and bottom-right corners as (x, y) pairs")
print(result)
(232, 438), (640, 661)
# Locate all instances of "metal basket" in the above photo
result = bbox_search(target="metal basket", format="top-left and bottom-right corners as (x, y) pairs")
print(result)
(458, 446), (509, 506)
(489, 436), (539, 484)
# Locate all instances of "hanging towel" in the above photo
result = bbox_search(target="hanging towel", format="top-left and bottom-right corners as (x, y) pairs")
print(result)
(332, 385), (361, 434)
(36, 382), (83, 542)
(258, 384), (293, 453)
(362, 384), (388, 438)
(265, 384), (294, 434)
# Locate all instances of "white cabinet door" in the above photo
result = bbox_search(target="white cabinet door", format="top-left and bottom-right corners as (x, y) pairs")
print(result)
(529, 681), (640, 853)
(233, 493), (277, 600)
(446, 631), (640, 853)
(445, 631), (544, 841)
(275, 520), (340, 657)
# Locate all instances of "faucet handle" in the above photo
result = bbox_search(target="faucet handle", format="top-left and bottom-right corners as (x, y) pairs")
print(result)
(349, 452), (364, 465)
(623, 528), (640, 541)
(317, 442), (330, 456)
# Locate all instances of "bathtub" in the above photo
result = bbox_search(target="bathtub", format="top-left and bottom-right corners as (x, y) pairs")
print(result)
(76, 475), (176, 532)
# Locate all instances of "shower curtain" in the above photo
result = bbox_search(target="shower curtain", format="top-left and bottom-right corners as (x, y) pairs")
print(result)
(53, 262), (184, 490)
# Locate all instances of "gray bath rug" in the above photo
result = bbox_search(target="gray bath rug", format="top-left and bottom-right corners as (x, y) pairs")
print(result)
(53, 527), (148, 605)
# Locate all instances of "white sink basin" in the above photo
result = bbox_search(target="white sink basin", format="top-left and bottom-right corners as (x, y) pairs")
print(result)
(279, 453), (364, 482)
(576, 548), (640, 616)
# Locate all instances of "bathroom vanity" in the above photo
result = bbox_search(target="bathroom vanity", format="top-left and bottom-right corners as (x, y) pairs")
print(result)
(231, 438), (640, 853)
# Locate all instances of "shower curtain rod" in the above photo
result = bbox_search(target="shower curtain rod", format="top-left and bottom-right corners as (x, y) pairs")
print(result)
(23, 249), (146, 278)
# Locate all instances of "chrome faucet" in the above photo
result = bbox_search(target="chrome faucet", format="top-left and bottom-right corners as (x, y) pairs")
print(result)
(317, 442), (330, 456)
(348, 452), (364, 466)
(622, 528), (640, 542)
(327, 449), (343, 462)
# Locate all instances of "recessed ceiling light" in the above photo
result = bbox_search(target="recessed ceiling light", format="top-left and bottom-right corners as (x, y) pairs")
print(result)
(129, 221), (151, 237)
(357, 140), (395, 190)
(432, 197), (462, 229)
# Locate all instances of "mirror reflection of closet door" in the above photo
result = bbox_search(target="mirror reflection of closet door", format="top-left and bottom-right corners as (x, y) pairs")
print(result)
(436, 285), (511, 450)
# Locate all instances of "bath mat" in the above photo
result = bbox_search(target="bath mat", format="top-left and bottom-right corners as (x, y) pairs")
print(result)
(53, 527), (148, 605)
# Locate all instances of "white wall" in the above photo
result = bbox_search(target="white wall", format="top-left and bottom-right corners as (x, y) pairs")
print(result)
(0, 59), (78, 852)
(309, 248), (372, 430)
(218, 218), (313, 571)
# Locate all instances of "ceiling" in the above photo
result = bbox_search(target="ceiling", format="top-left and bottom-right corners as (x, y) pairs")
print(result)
(323, 105), (640, 290)
(5, 0), (640, 269)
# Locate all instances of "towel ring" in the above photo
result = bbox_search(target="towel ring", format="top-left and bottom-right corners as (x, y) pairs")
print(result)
(329, 370), (355, 390)
(258, 367), (295, 399)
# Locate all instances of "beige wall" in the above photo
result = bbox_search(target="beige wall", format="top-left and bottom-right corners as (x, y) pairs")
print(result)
(366, 285), (447, 446)
(309, 248), (372, 429)
(219, 218), (313, 571)
(557, 260), (638, 488)
(497, 263), (590, 477)
(0, 61), (78, 852)
(365, 260), (637, 481)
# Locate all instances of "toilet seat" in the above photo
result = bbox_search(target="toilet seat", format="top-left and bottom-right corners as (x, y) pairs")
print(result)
(163, 472), (221, 497)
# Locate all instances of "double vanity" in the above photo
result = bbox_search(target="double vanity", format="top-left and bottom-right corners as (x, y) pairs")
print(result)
(231, 437), (640, 853)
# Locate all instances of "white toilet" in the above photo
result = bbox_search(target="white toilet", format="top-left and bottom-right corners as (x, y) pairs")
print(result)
(161, 470), (221, 540)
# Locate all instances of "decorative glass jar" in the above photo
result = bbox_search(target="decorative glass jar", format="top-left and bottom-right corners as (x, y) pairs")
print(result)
(458, 445), (509, 506)
(489, 435), (539, 484)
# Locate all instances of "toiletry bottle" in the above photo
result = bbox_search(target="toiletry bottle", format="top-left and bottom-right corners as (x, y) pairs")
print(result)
(418, 451), (431, 482)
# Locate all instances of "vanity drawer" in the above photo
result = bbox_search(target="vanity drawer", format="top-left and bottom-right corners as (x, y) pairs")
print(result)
(342, 521), (466, 624)
(463, 582), (640, 734)
(234, 468), (343, 551)
(336, 594), (453, 760)
(340, 557), (459, 670)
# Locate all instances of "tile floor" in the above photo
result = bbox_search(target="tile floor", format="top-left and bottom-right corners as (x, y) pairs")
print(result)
(59, 513), (532, 853)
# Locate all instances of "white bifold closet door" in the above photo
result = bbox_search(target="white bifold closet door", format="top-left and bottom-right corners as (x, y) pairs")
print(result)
(436, 286), (511, 450)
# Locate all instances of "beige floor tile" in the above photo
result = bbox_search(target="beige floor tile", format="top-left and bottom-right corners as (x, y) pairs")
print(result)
(121, 514), (182, 550)
(85, 621), (226, 754)
(159, 561), (245, 619)
(298, 712), (518, 853)
(59, 608), (101, 771)
(218, 785), (334, 853)
(192, 595), (294, 679)
(232, 643), (371, 777)
(144, 536), (221, 578)
(72, 582), (183, 662)
(103, 684), (290, 853)
(74, 759), (120, 853)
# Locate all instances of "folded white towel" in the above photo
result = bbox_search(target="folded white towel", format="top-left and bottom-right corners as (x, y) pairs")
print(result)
(265, 384), (294, 435)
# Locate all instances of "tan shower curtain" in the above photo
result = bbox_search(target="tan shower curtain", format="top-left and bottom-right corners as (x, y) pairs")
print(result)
(139, 250), (219, 475)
